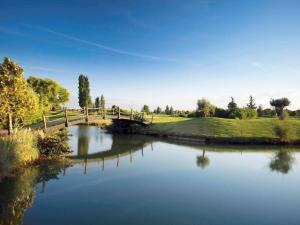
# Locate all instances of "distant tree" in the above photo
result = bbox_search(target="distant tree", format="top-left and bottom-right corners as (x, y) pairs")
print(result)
(165, 105), (170, 115)
(0, 57), (38, 130)
(95, 97), (100, 108)
(247, 95), (256, 109)
(154, 106), (162, 114)
(257, 105), (263, 117)
(170, 106), (174, 115)
(111, 105), (119, 114)
(270, 98), (290, 119)
(227, 97), (241, 119)
(28, 76), (70, 111)
(78, 74), (91, 109)
(100, 94), (105, 112)
(228, 97), (237, 110)
(141, 105), (150, 114)
(196, 98), (215, 117)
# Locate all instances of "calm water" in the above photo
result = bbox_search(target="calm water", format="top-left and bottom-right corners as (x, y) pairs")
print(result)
(1, 125), (300, 225)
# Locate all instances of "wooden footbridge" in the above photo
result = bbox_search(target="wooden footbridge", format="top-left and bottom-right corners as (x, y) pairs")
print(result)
(28, 107), (153, 132)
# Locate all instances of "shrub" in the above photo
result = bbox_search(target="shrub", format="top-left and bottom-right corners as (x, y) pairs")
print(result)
(240, 108), (257, 120)
(37, 129), (72, 158)
(0, 130), (39, 172)
(279, 111), (289, 120)
(274, 123), (296, 143)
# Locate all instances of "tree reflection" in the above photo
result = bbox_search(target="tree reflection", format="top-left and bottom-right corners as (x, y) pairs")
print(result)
(0, 161), (72, 225)
(269, 150), (295, 174)
(196, 149), (210, 169)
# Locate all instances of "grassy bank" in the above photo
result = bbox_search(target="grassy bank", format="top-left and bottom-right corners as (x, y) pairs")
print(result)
(0, 129), (71, 176)
(144, 115), (300, 144)
(0, 130), (39, 174)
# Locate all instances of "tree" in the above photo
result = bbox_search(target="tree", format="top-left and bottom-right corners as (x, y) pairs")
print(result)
(165, 105), (170, 115)
(141, 105), (150, 114)
(100, 94), (105, 112)
(169, 106), (174, 115)
(247, 95), (256, 109)
(228, 97), (237, 110)
(95, 97), (100, 108)
(78, 75), (91, 109)
(0, 57), (38, 132)
(270, 98), (290, 118)
(196, 98), (215, 117)
(257, 105), (263, 117)
(154, 106), (162, 114)
(27, 76), (70, 111)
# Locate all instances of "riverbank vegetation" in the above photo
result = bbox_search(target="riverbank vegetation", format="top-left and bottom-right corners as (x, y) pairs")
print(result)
(143, 115), (300, 144)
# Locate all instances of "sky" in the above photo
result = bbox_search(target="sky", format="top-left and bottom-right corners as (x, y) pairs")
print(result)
(0, 0), (300, 110)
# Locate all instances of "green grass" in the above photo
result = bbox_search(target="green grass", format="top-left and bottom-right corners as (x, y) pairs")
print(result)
(146, 115), (300, 141)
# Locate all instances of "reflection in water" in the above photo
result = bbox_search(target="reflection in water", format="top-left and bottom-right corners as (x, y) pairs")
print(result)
(0, 161), (72, 225)
(269, 150), (295, 174)
(1, 126), (300, 225)
(196, 149), (210, 169)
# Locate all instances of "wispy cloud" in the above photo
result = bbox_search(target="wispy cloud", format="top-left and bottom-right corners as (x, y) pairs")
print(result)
(23, 24), (180, 62)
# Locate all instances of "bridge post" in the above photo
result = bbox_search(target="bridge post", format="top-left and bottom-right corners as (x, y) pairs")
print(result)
(64, 108), (69, 127)
(130, 109), (133, 120)
(118, 107), (120, 119)
(7, 113), (13, 135)
(43, 114), (47, 132)
(85, 107), (89, 122)
(151, 113), (154, 124)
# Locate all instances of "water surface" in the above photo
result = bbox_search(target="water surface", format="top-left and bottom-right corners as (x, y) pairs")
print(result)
(1, 125), (300, 225)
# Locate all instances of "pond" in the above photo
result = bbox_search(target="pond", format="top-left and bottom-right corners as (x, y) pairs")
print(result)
(1, 125), (300, 225)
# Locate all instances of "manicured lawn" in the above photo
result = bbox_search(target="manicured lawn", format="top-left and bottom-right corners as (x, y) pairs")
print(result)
(147, 115), (300, 139)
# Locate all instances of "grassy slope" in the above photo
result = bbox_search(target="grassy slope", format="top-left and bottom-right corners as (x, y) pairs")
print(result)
(146, 115), (300, 140)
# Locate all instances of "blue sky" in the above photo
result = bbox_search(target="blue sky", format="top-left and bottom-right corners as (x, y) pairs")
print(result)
(0, 0), (300, 110)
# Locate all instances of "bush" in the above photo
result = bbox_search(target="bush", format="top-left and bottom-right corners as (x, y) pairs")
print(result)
(240, 108), (257, 120)
(279, 111), (289, 120)
(37, 129), (72, 158)
(0, 130), (39, 172)
(274, 123), (296, 143)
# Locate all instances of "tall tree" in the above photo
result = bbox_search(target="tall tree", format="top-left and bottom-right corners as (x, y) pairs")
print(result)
(165, 105), (170, 115)
(228, 97), (237, 110)
(141, 105), (150, 114)
(27, 76), (70, 110)
(95, 97), (100, 108)
(247, 95), (256, 109)
(0, 57), (38, 131)
(170, 106), (174, 115)
(100, 94), (105, 112)
(270, 98), (290, 118)
(78, 75), (91, 109)
(155, 106), (162, 114)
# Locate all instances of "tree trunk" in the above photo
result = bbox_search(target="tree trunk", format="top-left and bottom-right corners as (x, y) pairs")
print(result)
(7, 113), (13, 135)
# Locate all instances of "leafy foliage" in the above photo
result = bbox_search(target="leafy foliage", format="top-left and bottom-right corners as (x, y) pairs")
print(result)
(270, 97), (290, 119)
(27, 76), (70, 111)
(196, 98), (215, 117)
(0, 57), (38, 121)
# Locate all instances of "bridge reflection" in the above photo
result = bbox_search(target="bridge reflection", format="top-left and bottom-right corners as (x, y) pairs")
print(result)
(71, 132), (155, 174)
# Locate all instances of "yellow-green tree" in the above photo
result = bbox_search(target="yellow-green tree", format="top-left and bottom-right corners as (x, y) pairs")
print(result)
(0, 57), (38, 133)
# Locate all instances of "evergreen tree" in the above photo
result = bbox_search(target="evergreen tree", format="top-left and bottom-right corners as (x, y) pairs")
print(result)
(170, 106), (174, 115)
(165, 105), (170, 115)
(155, 106), (162, 114)
(95, 97), (100, 108)
(78, 74), (91, 109)
(228, 97), (237, 110)
(247, 95), (256, 109)
(100, 94), (105, 112)
(141, 105), (150, 114)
